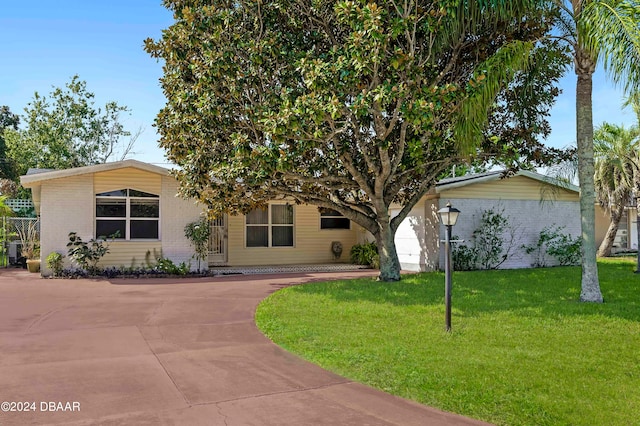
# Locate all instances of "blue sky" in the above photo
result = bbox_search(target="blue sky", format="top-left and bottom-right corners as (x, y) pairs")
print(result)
(1, 2), (637, 167)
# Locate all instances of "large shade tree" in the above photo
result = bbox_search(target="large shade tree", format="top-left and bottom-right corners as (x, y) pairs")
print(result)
(0, 106), (20, 180)
(4, 76), (140, 178)
(552, 0), (640, 302)
(147, 0), (568, 281)
(593, 122), (639, 257)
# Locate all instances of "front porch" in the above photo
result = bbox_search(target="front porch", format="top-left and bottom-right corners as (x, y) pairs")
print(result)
(208, 263), (371, 275)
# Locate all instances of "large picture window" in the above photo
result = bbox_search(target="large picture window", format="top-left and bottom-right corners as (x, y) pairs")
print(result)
(96, 189), (159, 240)
(320, 208), (350, 230)
(246, 204), (294, 247)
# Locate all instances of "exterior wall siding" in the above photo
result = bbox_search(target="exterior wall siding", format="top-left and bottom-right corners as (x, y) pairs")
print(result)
(442, 175), (577, 202)
(100, 242), (162, 268)
(39, 176), (95, 275)
(434, 198), (581, 269)
(94, 168), (161, 194)
(227, 203), (358, 265)
(595, 204), (610, 250)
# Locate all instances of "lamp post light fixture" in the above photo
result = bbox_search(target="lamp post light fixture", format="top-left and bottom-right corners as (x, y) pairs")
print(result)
(438, 201), (460, 332)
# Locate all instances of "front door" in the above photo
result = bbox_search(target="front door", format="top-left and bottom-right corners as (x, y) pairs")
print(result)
(208, 215), (228, 265)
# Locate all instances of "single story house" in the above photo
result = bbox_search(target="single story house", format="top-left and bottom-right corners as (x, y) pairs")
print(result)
(20, 160), (359, 275)
(21, 161), (582, 275)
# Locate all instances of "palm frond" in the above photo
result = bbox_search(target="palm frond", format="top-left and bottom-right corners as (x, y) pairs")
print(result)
(454, 40), (535, 153)
(579, 0), (640, 93)
(593, 122), (640, 209)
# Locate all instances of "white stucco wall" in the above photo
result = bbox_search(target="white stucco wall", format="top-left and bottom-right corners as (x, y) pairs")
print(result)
(435, 199), (581, 269)
(159, 176), (206, 270)
(39, 176), (95, 275)
(393, 199), (440, 272)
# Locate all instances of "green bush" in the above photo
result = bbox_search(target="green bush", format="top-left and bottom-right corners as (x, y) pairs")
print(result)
(46, 251), (64, 276)
(523, 225), (581, 267)
(154, 256), (190, 275)
(451, 207), (517, 270)
(66, 232), (115, 274)
(184, 217), (211, 271)
(451, 241), (478, 271)
(350, 242), (378, 267)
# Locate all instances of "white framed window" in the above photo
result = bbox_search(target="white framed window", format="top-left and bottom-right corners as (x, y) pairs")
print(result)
(320, 208), (350, 230)
(95, 189), (159, 240)
(246, 204), (294, 247)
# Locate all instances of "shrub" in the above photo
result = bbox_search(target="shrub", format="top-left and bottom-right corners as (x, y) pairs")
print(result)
(66, 232), (114, 274)
(451, 241), (478, 271)
(523, 225), (581, 267)
(184, 218), (211, 271)
(155, 258), (190, 275)
(451, 207), (518, 270)
(46, 251), (64, 276)
(350, 242), (378, 267)
(547, 229), (581, 266)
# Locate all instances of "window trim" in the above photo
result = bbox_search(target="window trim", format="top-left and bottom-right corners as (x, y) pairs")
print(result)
(319, 208), (351, 230)
(245, 204), (295, 248)
(95, 188), (160, 241)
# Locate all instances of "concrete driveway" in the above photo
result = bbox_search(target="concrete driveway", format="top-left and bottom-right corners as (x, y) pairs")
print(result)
(0, 269), (489, 425)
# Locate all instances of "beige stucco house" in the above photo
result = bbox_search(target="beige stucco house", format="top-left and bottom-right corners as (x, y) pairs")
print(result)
(595, 203), (638, 252)
(21, 161), (583, 275)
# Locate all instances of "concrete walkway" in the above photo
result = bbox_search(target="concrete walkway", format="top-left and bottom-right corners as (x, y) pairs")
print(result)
(0, 269), (490, 425)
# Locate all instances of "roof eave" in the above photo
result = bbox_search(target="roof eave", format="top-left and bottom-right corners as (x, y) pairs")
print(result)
(20, 159), (171, 187)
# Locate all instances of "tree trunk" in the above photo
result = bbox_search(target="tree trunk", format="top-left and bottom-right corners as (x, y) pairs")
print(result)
(575, 49), (603, 303)
(375, 221), (401, 282)
(597, 205), (623, 257)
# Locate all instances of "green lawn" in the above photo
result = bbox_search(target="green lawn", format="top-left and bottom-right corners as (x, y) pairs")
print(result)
(256, 258), (640, 426)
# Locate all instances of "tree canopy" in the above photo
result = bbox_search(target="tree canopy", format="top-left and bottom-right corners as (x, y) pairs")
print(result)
(0, 106), (20, 180)
(147, 0), (569, 280)
(4, 76), (140, 178)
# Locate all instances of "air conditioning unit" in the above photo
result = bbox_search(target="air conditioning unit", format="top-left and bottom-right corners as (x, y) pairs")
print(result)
(9, 242), (22, 265)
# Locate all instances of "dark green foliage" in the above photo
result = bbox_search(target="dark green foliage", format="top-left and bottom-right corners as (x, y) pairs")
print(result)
(4, 76), (138, 178)
(452, 207), (517, 270)
(66, 231), (114, 274)
(350, 242), (379, 268)
(0, 106), (20, 180)
(451, 239), (478, 271)
(145, 0), (568, 281)
(154, 256), (190, 276)
(523, 225), (582, 267)
(546, 228), (582, 266)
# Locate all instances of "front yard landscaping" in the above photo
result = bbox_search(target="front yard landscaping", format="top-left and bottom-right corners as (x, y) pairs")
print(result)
(256, 258), (640, 426)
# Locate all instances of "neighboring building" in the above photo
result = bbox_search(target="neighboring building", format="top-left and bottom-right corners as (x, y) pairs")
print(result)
(21, 162), (583, 275)
(595, 203), (638, 252)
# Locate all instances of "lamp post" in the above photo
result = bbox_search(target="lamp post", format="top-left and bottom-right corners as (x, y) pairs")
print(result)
(438, 201), (460, 332)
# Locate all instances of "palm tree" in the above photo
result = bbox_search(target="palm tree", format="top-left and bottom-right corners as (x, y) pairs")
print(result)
(593, 123), (639, 257)
(622, 93), (640, 270)
(553, 0), (640, 302)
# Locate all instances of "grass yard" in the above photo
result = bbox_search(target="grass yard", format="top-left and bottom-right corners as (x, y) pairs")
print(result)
(256, 258), (640, 426)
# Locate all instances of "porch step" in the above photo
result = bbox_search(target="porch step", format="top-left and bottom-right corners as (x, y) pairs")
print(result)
(208, 263), (372, 275)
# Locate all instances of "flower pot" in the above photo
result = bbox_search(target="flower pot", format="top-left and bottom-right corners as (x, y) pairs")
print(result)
(26, 259), (41, 273)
